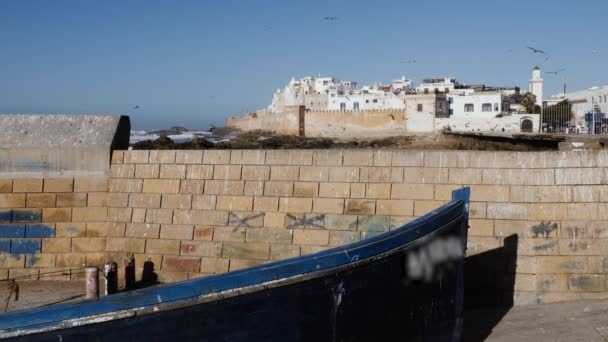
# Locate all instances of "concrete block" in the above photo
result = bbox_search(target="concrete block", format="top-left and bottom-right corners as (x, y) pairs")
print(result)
(242, 166), (270, 181)
(71, 237), (106, 252)
(345, 199), (375, 215)
(253, 197), (278, 212)
(376, 199), (413, 216)
(149, 150), (176, 164)
(105, 237), (146, 253)
(160, 224), (194, 240)
(108, 178), (142, 193)
(270, 166), (300, 181)
(359, 168), (394, 183)
(266, 150), (312, 165)
(212, 226), (246, 242)
(135, 164), (160, 179)
(228, 211), (264, 228)
(124, 151), (149, 163)
(264, 212), (286, 228)
(293, 182), (319, 198)
(217, 196), (253, 211)
(173, 210), (228, 226)
(299, 166), (329, 182)
(86, 222), (125, 237)
(390, 184), (434, 200)
(131, 208), (146, 223)
(329, 167), (359, 182)
(246, 228), (293, 244)
(350, 183), (365, 199)
(193, 226), (213, 241)
(264, 181), (293, 197)
(108, 207), (132, 222)
(145, 208), (174, 224)
(179, 180), (206, 194)
(71, 207), (106, 222)
(423, 151), (458, 168)
(55, 222), (85, 237)
(41, 238), (70, 253)
(162, 256), (200, 272)
(192, 195), (217, 210)
(203, 150), (231, 164)
(186, 165), (214, 180)
(313, 150), (343, 166)
(42, 208), (72, 222)
(391, 151), (424, 167)
(56, 193), (87, 207)
(244, 181), (265, 196)
(403, 167), (448, 184)
(110, 164), (135, 178)
(161, 194), (192, 209)
(230, 150), (266, 165)
(366, 183), (391, 199)
(125, 223), (160, 238)
(319, 182), (350, 198)
(145, 239), (181, 255)
(342, 150), (373, 166)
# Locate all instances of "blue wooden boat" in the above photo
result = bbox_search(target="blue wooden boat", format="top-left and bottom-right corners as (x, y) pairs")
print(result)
(0, 187), (470, 341)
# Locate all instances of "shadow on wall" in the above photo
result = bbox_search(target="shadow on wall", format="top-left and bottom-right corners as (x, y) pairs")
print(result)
(461, 234), (518, 342)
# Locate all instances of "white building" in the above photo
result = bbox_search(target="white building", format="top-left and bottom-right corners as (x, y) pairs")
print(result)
(528, 66), (544, 107)
(448, 92), (504, 117)
(416, 77), (458, 94)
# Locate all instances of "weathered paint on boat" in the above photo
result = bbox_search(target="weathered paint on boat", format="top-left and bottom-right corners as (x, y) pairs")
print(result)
(0, 187), (470, 341)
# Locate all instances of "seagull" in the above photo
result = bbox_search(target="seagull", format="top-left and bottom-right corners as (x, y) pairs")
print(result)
(546, 68), (566, 75)
(133, 105), (139, 110)
(526, 46), (546, 54)
(544, 56), (550, 62)
(263, 26), (272, 30)
(322, 16), (339, 21)
(592, 49), (598, 54)
(400, 59), (416, 64)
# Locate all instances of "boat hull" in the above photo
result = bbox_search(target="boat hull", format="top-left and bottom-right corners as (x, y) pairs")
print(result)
(2, 188), (469, 342)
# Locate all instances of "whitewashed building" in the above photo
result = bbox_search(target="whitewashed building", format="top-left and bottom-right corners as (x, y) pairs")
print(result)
(528, 66), (544, 107)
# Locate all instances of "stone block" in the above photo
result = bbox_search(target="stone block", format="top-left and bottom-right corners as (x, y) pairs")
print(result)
(129, 193), (161, 208)
(468, 219), (494, 237)
(222, 242), (270, 260)
(293, 229), (329, 245)
(390, 184), (434, 200)
(26, 194), (56, 208)
(135, 164), (160, 179)
(270, 244), (300, 260)
(468, 185), (510, 202)
(109, 179), (142, 193)
(342, 150), (373, 166)
(414, 200), (444, 216)
(212, 165), (242, 180)
(357, 215), (392, 232)
(156, 270), (189, 283)
(125, 223), (160, 238)
(12, 209), (41, 222)
(299, 166), (329, 182)
(264, 181), (293, 197)
(313, 150), (343, 166)
(469, 202), (487, 219)
(193, 226), (213, 241)
(204, 180), (244, 195)
(55, 222), (85, 237)
(123, 150), (149, 163)
(264, 213), (286, 228)
(13, 178), (43, 192)
(54, 253), (86, 267)
(71, 237), (106, 252)
(175, 150), (203, 164)
(180, 180), (206, 194)
(146, 239), (181, 255)
(56, 193), (87, 207)
(203, 150), (231, 164)
(106, 237), (146, 253)
(87, 222), (125, 237)
(391, 151), (424, 167)
(323, 214), (357, 230)
(108, 207), (132, 222)
(0, 180), (11, 193)
(162, 256), (200, 272)
(229, 259), (265, 271)
(350, 183), (365, 199)
(110, 164), (135, 178)
(149, 150), (176, 164)
(145, 208), (174, 224)
(329, 231), (360, 246)
(27, 253), (56, 268)
(486, 203), (529, 220)
(279, 197), (312, 213)
(482, 169), (554, 186)
(366, 183), (391, 199)
(228, 211), (264, 228)
(569, 274), (608, 292)
(344, 199), (375, 215)
(402, 167), (448, 184)
(161, 194), (192, 209)
(111, 150), (124, 164)
(242, 166), (270, 181)
(536, 256), (587, 273)
(212, 226), (245, 242)
(293, 183), (318, 198)
(180, 240), (223, 257)
(329, 167), (359, 182)
(0, 253), (25, 268)
(300, 245), (332, 255)
(200, 257), (230, 274)
(160, 165), (186, 179)
(266, 150), (312, 165)
(230, 150), (266, 165)
(373, 150), (392, 167)
(42, 208), (72, 222)
(246, 228), (293, 244)
(71, 207), (106, 222)
(319, 182), (350, 198)
(423, 151), (458, 168)
(43, 178), (74, 192)
(42, 238), (70, 252)
(376, 200), (413, 216)
(216, 196), (253, 211)
(510, 185), (571, 203)
(359, 168), (394, 183)
(74, 177), (108, 192)
(244, 181), (264, 196)
(142, 179), (180, 193)
(131, 208), (146, 223)
(312, 198), (344, 214)
(160, 224), (194, 240)
(448, 168), (482, 185)
(186, 165), (214, 180)
(173, 210), (228, 226)
(192, 195), (217, 210)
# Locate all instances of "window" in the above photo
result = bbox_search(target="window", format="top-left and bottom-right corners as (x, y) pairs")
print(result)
(340, 103), (346, 111)
(444, 88), (450, 93)
(365, 99), (369, 103)
(465, 104), (475, 112)
(417, 104), (423, 112)
(494, 103), (499, 111)
(373, 99), (378, 103)
(323, 80), (328, 85)
(353, 102), (360, 110)
(424, 88), (429, 94)
(482, 103), (492, 112)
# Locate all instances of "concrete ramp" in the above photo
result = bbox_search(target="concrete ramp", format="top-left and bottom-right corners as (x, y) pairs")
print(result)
(0, 114), (130, 178)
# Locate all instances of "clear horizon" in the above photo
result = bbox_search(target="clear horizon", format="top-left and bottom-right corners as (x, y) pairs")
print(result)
(1, 0), (606, 130)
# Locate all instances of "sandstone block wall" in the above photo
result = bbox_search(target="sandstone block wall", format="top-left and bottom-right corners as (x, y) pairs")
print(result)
(2, 149), (608, 305)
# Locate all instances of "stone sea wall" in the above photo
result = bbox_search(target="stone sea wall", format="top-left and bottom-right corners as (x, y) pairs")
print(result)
(2, 149), (608, 305)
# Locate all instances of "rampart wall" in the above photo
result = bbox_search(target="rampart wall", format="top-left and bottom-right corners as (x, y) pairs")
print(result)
(2, 149), (608, 305)
(304, 109), (407, 138)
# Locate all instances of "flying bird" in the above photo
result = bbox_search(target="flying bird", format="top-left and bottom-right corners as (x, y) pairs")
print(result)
(546, 68), (566, 75)
(400, 59), (416, 64)
(592, 49), (598, 54)
(322, 16), (339, 21)
(133, 106), (139, 110)
(526, 46), (546, 54)
(544, 56), (550, 62)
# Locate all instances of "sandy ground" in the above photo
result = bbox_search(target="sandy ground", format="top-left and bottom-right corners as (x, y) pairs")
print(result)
(2, 281), (607, 341)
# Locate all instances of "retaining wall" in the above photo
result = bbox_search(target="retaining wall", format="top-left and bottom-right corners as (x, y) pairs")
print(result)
(2, 149), (608, 305)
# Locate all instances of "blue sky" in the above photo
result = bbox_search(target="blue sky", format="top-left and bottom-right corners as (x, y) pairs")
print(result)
(1, 0), (606, 129)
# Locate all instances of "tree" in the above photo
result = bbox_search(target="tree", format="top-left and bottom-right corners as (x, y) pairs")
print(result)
(511, 93), (540, 114)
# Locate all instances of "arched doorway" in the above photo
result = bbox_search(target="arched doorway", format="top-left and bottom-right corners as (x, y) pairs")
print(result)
(521, 118), (533, 132)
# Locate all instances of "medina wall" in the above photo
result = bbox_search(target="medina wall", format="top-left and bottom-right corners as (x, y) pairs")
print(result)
(225, 107), (300, 135)
(304, 109), (408, 138)
(3, 149), (608, 305)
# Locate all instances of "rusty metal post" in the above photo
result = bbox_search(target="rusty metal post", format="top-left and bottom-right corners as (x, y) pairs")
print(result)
(85, 267), (99, 299)
(104, 261), (118, 295)
(123, 253), (135, 290)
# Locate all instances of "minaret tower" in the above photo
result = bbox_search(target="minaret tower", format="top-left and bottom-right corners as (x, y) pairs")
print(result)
(528, 66), (544, 107)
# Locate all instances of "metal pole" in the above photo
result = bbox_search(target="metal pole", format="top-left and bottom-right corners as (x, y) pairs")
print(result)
(85, 267), (99, 300)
